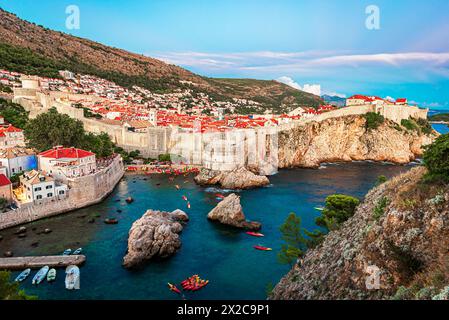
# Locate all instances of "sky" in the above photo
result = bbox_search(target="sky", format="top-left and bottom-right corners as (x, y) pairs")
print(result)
(1, 0), (449, 109)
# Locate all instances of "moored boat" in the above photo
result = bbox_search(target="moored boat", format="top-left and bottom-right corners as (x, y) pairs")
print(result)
(32, 266), (49, 285)
(15, 268), (31, 282)
(65, 265), (80, 290)
(104, 218), (119, 224)
(47, 268), (56, 282)
(73, 248), (83, 255)
(62, 249), (72, 256)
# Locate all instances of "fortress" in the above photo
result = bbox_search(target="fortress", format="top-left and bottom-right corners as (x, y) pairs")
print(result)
(13, 76), (429, 176)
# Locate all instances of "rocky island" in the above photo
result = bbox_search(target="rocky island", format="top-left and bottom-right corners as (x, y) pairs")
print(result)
(194, 166), (270, 189)
(123, 209), (189, 269)
(207, 193), (261, 230)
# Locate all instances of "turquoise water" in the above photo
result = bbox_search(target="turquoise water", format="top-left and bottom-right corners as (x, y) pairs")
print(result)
(432, 123), (449, 134)
(0, 162), (413, 300)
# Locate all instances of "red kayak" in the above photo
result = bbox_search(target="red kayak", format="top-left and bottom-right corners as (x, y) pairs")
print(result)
(182, 195), (188, 201)
(246, 231), (264, 237)
(168, 283), (181, 294)
(215, 194), (225, 199)
(254, 245), (272, 251)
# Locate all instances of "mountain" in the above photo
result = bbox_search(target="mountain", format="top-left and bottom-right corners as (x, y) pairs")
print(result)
(0, 8), (323, 113)
(321, 94), (347, 107)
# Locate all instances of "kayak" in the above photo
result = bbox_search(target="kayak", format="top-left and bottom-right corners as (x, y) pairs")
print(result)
(181, 275), (209, 291)
(246, 231), (264, 237)
(168, 283), (181, 294)
(15, 269), (31, 282)
(175, 185), (180, 190)
(314, 207), (325, 211)
(63, 249), (72, 256)
(65, 265), (80, 290)
(182, 195), (188, 201)
(73, 248), (83, 255)
(104, 218), (119, 224)
(47, 268), (57, 282)
(254, 245), (272, 251)
(187, 202), (191, 209)
(215, 194), (225, 199)
(32, 266), (49, 285)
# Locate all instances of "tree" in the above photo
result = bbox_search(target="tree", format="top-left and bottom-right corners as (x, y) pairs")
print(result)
(0, 98), (29, 129)
(81, 132), (114, 158)
(24, 108), (85, 151)
(364, 112), (385, 130)
(423, 133), (449, 183)
(0, 271), (37, 300)
(278, 213), (307, 265)
(316, 194), (360, 232)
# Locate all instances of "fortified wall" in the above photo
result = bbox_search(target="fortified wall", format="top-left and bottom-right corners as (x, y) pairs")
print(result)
(0, 155), (124, 230)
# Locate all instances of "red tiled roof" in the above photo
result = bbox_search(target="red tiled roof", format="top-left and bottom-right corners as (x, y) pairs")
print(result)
(39, 147), (95, 159)
(0, 174), (11, 186)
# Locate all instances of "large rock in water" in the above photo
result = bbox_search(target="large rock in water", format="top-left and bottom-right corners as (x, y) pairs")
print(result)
(194, 167), (270, 189)
(207, 193), (261, 230)
(123, 209), (189, 269)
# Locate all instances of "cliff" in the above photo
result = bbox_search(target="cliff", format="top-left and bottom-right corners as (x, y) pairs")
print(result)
(271, 166), (449, 300)
(278, 115), (436, 168)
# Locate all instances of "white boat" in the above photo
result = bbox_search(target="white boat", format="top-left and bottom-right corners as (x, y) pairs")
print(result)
(15, 268), (31, 282)
(65, 265), (80, 290)
(72, 248), (82, 255)
(63, 249), (72, 256)
(32, 266), (49, 285)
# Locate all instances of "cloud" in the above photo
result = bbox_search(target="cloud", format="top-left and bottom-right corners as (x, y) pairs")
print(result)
(276, 76), (321, 96)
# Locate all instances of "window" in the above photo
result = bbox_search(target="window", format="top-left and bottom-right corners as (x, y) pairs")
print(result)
(46, 185), (52, 190)
(34, 187), (42, 192)
(36, 195), (42, 200)
(47, 193), (53, 197)
(59, 190), (65, 195)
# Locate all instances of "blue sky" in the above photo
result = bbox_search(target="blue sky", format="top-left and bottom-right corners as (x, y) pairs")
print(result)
(1, 0), (449, 109)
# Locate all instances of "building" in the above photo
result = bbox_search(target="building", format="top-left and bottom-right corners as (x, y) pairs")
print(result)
(0, 125), (26, 148)
(346, 95), (387, 106)
(0, 148), (38, 177)
(16, 170), (67, 203)
(0, 174), (12, 203)
(38, 146), (97, 181)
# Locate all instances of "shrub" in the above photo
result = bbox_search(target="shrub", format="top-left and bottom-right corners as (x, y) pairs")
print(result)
(0, 271), (37, 300)
(316, 194), (360, 231)
(416, 118), (433, 135)
(158, 153), (171, 162)
(373, 196), (390, 221)
(278, 213), (307, 265)
(364, 112), (385, 130)
(391, 286), (413, 300)
(401, 119), (419, 132)
(375, 175), (388, 186)
(423, 134), (449, 183)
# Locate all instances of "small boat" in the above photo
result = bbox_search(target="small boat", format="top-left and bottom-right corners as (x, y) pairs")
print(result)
(187, 202), (191, 209)
(175, 185), (180, 190)
(254, 245), (272, 251)
(125, 197), (134, 204)
(104, 218), (118, 224)
(32, 266), (49, 285)
(15, 269), (31, 282)
(63, 249), (72, 256)
(215, 194), (225, 199)
(314, 206), (325, 211)
(246, 231), (264, 237)
(65, 265), (80, 290)
(168, 283), (181, 294)
(182, 195), (188, 201)
(73, 248), (83, 255)
(47, 268), (56, 282)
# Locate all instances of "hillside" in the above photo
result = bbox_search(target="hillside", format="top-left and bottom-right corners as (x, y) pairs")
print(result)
(0, 8), (322, 112)
(271, 166), (449, 300)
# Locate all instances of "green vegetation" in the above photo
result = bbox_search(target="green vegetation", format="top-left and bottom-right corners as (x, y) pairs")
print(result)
(373, 196), (390, 221)
(416, 118), (433, 135)
(24, 108), (114, 157)
(423, 133), (449, 183)
(0, 98), (29, 128)
(363, 112), (385, 130)
(0, 271), (37, 300)
(401, 118), (419, 132)
(0, 83), (12, 93)
(9, 172), (24, 184)
(375, 175), (388, 186)
(316, 195), (360, 232)
(158, 153), (171, 162)
(278, 213), (307, 266)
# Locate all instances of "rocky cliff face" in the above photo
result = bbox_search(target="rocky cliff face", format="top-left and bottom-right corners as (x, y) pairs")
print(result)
(271, 167), (449, 300)
(278, 115), (435, 168)
(123, 209), (189, 269)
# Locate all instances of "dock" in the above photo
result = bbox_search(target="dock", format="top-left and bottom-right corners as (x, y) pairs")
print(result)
(0, 255), (86, 270)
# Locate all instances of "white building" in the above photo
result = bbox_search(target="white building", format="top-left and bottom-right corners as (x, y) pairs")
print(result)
(0, 148), (38, 177)
(0, 125), (26, 148)
(17, 170), (67, 203)
(38, 146), (97, 181)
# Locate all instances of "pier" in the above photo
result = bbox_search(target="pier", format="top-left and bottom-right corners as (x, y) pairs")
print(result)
(0, 255), (86, 270)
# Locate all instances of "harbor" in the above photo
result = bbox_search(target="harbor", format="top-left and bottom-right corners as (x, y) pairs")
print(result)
(0, 255), (86, 271)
